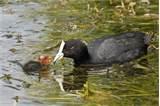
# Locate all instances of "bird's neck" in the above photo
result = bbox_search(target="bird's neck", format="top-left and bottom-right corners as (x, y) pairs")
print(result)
(74, 51), (90, 66)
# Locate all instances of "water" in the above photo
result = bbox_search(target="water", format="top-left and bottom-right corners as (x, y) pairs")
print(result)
(0, 1), (49, 106)
(0, 0), (158, 106)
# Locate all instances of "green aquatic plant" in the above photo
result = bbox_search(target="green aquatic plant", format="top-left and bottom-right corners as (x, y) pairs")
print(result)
(35, 0), (158, 105)
(77, 81), (93, 98)
(1, 0), (157, 105)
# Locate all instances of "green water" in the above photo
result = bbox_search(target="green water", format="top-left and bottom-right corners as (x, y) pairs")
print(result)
(0, 0), (158, 106)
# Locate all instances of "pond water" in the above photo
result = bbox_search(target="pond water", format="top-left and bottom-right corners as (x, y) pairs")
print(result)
(0, 0), (158, 106)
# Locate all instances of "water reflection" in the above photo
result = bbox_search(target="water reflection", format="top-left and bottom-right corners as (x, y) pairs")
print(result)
(16, 61), (88, 93)
(0, 74), (32, 90)
(38, 66), (88, 92)
(63, 68), (88, 91)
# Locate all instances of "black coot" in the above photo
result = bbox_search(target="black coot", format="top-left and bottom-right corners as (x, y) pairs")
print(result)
(53, 32), (149, 66)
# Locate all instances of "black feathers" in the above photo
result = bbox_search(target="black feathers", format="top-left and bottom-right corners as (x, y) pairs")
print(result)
(62, 32), (149, 66)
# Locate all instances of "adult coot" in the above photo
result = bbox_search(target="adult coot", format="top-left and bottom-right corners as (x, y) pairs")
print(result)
(53, 32), (149, 66)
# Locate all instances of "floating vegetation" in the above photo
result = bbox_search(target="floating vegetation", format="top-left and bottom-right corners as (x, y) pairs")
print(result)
(0, 0), (158, 106)
(37, 0), (158, 105)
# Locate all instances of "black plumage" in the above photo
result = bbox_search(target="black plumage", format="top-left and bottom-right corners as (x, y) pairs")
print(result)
(59, 32), (149, 66)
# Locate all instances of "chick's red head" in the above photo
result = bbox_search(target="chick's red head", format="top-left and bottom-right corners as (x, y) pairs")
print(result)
(38, 55), (53, 65)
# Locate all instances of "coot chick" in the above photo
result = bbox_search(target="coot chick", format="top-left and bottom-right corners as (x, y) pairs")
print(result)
(10, 55), (52, 75)
(53, 32), (149, 66)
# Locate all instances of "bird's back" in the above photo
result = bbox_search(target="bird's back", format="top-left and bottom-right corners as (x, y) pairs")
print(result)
(87, 32), (148, 66)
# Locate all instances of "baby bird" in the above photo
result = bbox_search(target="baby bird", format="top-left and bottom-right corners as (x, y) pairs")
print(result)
(10, 55), (53, 75)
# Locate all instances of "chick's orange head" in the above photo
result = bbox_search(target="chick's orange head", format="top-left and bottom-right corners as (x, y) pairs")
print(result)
(38, 55), (53, 65)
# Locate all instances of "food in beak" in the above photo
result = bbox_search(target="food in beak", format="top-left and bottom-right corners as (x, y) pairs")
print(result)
(53, 40), (65, 63)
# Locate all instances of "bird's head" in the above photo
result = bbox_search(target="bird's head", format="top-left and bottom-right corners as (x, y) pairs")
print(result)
(53, 40), (89, 64)
(38, 55), (53, 65)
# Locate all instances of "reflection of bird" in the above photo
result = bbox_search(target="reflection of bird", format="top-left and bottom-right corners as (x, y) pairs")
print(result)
(53, 70), (65, 92)
(62, 68), (88, 91)
(9, 55), (52, 75)
(54, 32), (149, 66)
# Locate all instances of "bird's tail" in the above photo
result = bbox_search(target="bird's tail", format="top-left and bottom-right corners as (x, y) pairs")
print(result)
(8, 60), (24, 69)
